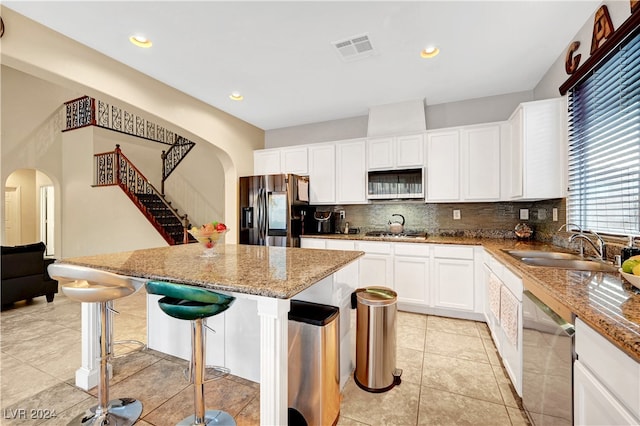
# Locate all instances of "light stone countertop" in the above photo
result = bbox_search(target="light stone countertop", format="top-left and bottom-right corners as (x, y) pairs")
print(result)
(55, 243), (363, 299)
(303, 233), (640, 361)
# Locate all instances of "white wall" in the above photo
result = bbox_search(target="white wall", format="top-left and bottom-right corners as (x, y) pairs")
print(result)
(264, 91), (533, 148)
(0, 6), (264, 248)
(534, 1), (633, 100)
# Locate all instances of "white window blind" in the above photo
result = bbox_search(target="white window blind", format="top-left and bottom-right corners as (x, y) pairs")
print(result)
(567, 29), (640, 235)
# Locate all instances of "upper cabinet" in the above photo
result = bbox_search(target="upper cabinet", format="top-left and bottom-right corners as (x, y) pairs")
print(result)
(460, 124), (503, 201)
(308, 143), (336, 204)
(426, 123), (503, 203)
(367, 133), (425, 170)
(336, 139), (367, 204)
(253, 146), (308, 176)
(426, 129), (460, 201)
(506, 98), (566, 200)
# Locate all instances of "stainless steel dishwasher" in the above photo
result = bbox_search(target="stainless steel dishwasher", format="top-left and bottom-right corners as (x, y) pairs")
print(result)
(522, 290), (575, 426)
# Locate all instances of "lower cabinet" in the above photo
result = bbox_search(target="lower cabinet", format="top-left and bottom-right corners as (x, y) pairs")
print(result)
(394, 243), (430, 306)
(300, 238), (483, 320)
(574, 318), (640, 424)
(432, 246), (475, 312)
(356, 241), (393, 288)
(483, 250), (523, 396)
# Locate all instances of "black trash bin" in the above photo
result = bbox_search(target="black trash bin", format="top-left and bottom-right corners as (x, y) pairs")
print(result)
(288, 300), (340, 426)
(352, 286), (402, 393)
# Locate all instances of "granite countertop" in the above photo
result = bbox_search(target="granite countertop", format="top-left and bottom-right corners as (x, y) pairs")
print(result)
(55, 243), (363, 299)
(302, 233), (640, 361)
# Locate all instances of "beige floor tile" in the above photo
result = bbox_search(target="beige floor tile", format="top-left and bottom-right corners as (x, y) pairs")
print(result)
(425, 329), (489, 363)
(398, 311), (428, 329)
(422, 352), (503, 404)
(492, 364), (522, 409)
(0, 353), (64, 407)
(396, 346), (424, 386)
(427, 315), (481, 337)
(417, 386), (512, 425)
(397, 324), (426, 351)
(340, 377), (420, 425)
(1, 382), (90, 426)
(233, 395), (260, 426)
(2, 292), (535, 426)
(507, 406), (531, 426)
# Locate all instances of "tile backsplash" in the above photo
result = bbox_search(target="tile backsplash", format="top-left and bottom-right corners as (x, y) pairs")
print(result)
(321, 198), (565, 242)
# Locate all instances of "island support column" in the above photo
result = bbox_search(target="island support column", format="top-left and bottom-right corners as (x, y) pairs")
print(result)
(76, 303), (102, 390)
(256, 297), (291, 426)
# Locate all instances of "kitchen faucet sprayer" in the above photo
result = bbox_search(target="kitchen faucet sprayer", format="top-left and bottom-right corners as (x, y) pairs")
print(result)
(569, 230), (606, 260)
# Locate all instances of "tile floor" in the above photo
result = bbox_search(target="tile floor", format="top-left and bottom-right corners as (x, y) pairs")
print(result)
(1, 288), (530, 425)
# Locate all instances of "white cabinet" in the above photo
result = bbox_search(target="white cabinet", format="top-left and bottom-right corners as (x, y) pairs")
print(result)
(280, 146), (308, 175)
(427, 123), (503, 203)
(460, 124), (502, 201)
(336, 139), (367, 204)
(507, 98), (566, 200)
(253, 149), (281, 175)
(356, 241), (393, 288)
(253, 147), (308, 175)
(393, 243), (430, 306)
(483, 251), (523, 396)
(367, 133), (425, 170)
(432, 245), (475, 312)
(426, 130), (460, 201)
(300, 238), (326, 249)
(308, 143), (336, 204)
(574, 318), (640, 424)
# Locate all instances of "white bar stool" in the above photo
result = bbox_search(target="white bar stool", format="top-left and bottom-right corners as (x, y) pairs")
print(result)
(48, 263), (144, 426)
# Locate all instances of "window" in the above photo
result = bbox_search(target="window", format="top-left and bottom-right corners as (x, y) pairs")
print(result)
(567, 30), (640, 235)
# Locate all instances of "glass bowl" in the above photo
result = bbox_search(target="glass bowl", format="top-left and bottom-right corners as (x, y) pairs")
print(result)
(188, 228), (228, 257)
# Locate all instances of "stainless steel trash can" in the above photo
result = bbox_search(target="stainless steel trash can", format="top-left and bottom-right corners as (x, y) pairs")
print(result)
(288, 300), (340, 426)
(353, 287), (402, 393)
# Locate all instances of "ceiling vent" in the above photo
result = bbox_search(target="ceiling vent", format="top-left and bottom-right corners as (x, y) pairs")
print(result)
(332, 34), (375, 62)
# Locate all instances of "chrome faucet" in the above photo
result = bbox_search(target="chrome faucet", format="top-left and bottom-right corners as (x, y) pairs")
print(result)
(569, 231), (606, 260)
(557, 223), (583, 233)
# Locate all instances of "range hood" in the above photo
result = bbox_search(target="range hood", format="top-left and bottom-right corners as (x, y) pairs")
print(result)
(367, 99), (427, 137)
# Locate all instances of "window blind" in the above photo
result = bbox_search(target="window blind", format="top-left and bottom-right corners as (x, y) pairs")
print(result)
(567, 29), (640, 235)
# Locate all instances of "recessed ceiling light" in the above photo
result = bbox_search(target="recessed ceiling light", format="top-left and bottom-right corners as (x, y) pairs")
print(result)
(129, 35), (152, 48)
(229, 92), (244, 101)
(420, 46), (439, 59)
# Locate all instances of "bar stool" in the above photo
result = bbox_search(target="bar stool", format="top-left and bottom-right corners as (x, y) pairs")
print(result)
(145, 281), (236, 426)
(47, 263), (144, 426)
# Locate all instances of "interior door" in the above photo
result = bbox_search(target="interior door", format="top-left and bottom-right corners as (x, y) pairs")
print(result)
(4, 186), (21, 246)
(40, 185), (55, 255)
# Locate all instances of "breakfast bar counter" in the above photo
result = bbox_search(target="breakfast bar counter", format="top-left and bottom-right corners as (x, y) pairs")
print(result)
(54, 243), (363, 426)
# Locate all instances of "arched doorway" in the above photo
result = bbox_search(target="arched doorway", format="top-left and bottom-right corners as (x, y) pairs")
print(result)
(4, 169), (55, 255)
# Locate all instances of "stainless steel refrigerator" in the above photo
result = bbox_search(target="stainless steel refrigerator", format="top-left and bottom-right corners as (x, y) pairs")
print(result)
(239, 174), (310, 247)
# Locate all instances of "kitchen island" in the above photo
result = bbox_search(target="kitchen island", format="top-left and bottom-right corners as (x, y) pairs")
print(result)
(53, 243), (363, 426)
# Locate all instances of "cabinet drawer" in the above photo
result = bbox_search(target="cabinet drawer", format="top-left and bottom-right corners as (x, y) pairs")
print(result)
(501, 267), (522, 302)
(326, 240), (356, 251)
(575, 318), (640, 417)
(394, 243), (429, 257)
(357, 241), (392, 255)
(433, 245), (474, 260)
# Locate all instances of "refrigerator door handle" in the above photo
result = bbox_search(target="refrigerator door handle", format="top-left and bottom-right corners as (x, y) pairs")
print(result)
(258, 188), (267, 242)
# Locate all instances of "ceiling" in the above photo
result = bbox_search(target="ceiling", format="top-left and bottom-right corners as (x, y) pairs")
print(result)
(4, 1), (600, 131)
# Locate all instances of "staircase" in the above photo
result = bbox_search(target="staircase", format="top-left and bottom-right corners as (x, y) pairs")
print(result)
(135, 193), (190, 244)
(94, 145), (195, 245)
(64, 95), (201, 245)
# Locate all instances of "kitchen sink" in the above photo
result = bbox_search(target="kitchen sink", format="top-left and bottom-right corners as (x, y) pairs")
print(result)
(503, 249), (583, 260)
(502, 249), (618, 273)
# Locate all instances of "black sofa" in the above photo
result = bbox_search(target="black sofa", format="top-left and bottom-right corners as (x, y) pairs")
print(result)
(1, 242), (58, 306)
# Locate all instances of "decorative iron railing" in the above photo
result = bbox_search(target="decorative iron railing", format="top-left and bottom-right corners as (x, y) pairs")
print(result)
(94, 145), (190, 244)
(66, 95), (196, 193)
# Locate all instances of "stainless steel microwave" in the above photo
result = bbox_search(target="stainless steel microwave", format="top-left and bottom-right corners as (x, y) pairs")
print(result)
(367, 168), (424, 200)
